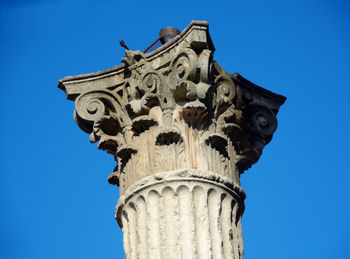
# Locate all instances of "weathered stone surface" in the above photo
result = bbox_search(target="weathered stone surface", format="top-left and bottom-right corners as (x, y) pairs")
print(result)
(58, 20), (286, 259)
(59, 21), (285, 194)
(116, 170), (245, 259)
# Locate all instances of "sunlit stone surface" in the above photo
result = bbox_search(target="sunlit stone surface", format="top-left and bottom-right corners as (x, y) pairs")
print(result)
(58, 20), (286, 259)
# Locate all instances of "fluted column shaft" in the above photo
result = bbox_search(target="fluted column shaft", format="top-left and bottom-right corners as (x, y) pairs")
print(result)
(116, 170), (245, 259)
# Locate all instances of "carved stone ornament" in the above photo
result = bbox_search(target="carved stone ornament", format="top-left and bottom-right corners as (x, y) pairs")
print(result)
(58, 21), (286, 259)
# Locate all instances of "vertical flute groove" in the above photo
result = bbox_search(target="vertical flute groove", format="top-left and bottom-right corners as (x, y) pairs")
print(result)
(237, 217), (244, 258)
(136, 196), (148, 259)
(221, 196), (234, 259)
(122, 211), (131, 259)
(127, 203), (138, 259)
(208, 189), (224, 259)
(178, 185), (196, 259)
(158, 187), (166, 259)
(231, 203), (240, 259)
(193, 186), (211, 259)
(162, 187), (181, 259)
(146, 191), (162, 259)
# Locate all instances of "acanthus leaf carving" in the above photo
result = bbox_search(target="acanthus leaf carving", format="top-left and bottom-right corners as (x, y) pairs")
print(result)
(59, 21), (285, 193)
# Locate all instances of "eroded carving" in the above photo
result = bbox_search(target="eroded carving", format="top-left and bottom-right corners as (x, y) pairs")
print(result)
(58, 21), (286, 194)
(58, 21), (286, 259)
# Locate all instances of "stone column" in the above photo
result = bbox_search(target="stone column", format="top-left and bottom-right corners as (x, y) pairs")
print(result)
(58, 21), (285, 259)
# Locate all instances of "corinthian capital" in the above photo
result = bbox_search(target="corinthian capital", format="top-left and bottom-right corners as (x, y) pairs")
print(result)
(58, 21), (285, 195)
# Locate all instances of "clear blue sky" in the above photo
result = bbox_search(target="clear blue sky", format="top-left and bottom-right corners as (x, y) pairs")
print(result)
(1, 0), (349, 258)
